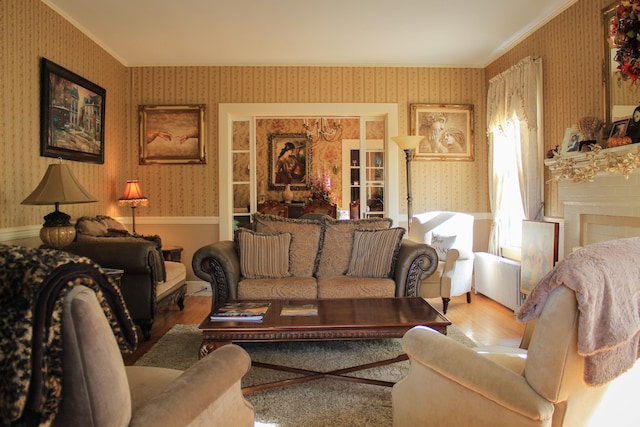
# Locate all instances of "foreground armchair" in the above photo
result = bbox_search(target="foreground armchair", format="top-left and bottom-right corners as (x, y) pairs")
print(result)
(54, 285), (254, 427)
(393, 238), (640, 427)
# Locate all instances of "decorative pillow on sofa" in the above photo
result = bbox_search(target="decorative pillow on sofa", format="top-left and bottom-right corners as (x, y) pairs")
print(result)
(346, 227), (405, 278)
(316, 217), (393, 277)
(75, 216), (109, 237)
(235, 228), (292, 279)
(431, 233), (456, 261)
(253, 213), (322, 277)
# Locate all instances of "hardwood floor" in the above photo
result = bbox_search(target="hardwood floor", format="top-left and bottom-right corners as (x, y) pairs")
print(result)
(121, 292), (525, 365)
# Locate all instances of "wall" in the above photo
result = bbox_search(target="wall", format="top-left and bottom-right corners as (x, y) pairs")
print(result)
(127, 67), (488, 219)
(486, 0), (615, 218)
(0, 0), (127, 234)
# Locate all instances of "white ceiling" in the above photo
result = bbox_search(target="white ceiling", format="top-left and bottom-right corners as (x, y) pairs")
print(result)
(42, 0), (578, 68)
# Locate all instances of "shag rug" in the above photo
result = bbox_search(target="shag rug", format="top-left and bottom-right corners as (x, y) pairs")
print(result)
(135, 324), (476, 427)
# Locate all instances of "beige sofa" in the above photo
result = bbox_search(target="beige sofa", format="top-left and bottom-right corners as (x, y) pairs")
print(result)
(54, 285), (254, 427)
(192, 214), (439, 310)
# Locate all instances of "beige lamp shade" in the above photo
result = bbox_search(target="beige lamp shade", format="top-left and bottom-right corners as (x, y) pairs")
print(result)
(22, 163), (97, 206)
(22, 162), (97, 248)
(391, 135), (424, 150)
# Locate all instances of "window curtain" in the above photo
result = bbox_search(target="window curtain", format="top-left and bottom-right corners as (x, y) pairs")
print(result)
(486, 56), (543, 255)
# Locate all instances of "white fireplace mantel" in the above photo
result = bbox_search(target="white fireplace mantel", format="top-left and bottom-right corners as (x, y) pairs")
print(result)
(546, 146), (640, 258)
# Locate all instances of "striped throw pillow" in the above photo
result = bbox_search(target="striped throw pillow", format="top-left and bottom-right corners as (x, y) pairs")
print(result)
(346, 227), (405, 278)
(235, 229), (292, 279)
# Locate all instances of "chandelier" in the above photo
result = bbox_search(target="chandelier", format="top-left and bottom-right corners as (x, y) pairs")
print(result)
(303, 118), (343, 143)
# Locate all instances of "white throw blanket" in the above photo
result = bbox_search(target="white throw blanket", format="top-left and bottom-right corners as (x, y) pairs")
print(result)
(518, 237), (640, 386)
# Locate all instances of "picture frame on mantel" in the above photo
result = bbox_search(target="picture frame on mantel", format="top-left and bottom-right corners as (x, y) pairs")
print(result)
(138, 104), (206, 165)
(410, 103), (474, 161)
(40, 58), (106, 164)
(520, 220), (559, 295)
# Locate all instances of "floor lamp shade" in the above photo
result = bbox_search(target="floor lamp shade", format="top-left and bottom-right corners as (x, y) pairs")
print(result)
(391, 136), (424, 233)
(118, 180), (148, 233)
(22, 162), (97, 248)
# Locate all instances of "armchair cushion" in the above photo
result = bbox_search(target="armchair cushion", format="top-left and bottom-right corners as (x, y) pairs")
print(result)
(235, 228), (292, 279)
(346, 227), (405, 278)
(431, 233), (457, 261)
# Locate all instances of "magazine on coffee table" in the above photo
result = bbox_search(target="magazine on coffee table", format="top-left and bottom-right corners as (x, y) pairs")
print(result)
(210, 302), (271, 322)
(281, 303), (318, 316)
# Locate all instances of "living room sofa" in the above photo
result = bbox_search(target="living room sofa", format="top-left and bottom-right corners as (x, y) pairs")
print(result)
(192, 214), (439, 310)
(64, 215), (187, 340)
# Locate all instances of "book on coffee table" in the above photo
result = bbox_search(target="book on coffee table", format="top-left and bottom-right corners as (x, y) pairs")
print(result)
(210, 302), (271, 322)
(281, 303), (318, 316)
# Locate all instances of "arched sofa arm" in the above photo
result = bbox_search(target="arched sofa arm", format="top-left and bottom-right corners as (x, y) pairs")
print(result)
(192, 240), (241, 311)
(394, 239), (439, 297)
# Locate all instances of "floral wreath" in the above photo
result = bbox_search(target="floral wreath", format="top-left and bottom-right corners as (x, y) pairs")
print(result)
(611, 0), (640, 85)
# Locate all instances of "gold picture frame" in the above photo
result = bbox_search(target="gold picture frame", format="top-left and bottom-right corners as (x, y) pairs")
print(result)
(139, 104), (206, 165)
(410, 103), (474, 160)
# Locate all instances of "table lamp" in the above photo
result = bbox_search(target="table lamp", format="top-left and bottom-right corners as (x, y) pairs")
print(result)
(22, 161), (97, 248)
(391, 136), (424, 234)
(118, 180), (148, 233)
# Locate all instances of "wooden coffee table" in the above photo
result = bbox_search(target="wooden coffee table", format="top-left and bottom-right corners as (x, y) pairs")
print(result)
(199, 297), (450, 392)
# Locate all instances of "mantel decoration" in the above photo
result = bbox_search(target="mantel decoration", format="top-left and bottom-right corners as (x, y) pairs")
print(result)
(610, 0), (640, 86)
(551, 144), (640, 182)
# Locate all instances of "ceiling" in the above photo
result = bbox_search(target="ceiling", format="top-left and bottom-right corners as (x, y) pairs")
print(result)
(43, 0), (578, 68)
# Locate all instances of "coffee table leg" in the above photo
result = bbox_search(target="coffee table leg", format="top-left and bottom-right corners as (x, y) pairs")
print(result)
(199, 339), (232, 359)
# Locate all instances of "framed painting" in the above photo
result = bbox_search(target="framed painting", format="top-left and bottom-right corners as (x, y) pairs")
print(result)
(520, 220), (560, 295)
(410, 103), (474, 160)
(139, 104), (206, 165)
(268, 133), (311, 190)
(40, 58), (105, 164)
(560, 126), (581, 154)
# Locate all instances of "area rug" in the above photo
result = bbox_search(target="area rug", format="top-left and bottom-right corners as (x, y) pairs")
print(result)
(135, 324), (476, 427)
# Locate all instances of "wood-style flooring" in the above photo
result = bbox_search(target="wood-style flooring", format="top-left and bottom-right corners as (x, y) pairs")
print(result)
(121, 292), (525, 366)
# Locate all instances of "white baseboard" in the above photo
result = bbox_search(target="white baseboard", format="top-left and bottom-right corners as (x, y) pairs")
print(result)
(186, 280), (211, 296)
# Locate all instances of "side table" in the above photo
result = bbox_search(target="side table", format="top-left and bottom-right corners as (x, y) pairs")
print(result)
(103, 268), (124, 287)
(162, 246), (183, 262)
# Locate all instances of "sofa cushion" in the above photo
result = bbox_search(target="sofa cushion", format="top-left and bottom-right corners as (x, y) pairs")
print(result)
(317, 276), (396, 298)
(235, 228), (292, 279)
(76, 216), (109, 237)
(253, 214), (322, 277)
(346, 227), (405, 278)
(156, 261), (186, 300)
(431, 233), (456, 261)
(316, 217), (393, 277)
(238, 276), (318, 299)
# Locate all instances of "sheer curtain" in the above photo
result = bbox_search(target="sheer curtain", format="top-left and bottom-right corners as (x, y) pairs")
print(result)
(486, 56), (543, 255)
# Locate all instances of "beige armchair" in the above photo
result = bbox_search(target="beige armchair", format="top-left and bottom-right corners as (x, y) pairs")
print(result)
(52, 285), (254, 427)
(409, 211), (474, 313)
(392, 285), (637, 427)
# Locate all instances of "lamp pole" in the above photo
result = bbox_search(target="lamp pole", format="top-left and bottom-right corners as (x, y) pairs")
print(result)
(391, 136), (424, 235)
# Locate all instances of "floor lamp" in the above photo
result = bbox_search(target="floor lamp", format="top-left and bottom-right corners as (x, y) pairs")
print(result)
(118, 180), (148, 234)
(392, 136), (424, 234)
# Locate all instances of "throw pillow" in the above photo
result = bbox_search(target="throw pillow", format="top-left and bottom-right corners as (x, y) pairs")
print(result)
(97, 215), (129, 232)
(316, 217), (393, 277)
(235, 228), (292, 279)
(253, 213), (322, 277)
(431, 233), (456, 261)
(75, 216), (108, 237)
(346, 227), (405, 278)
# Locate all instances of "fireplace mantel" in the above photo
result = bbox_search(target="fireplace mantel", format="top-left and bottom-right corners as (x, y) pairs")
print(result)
(546, 145), (640, 258)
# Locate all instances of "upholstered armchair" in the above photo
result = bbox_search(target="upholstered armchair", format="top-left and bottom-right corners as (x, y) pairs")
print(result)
(393, 236), (640, 427)
(53, 285), (255, 427)
(64, 216), (187, 340)
(408, 211), (474, 313)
